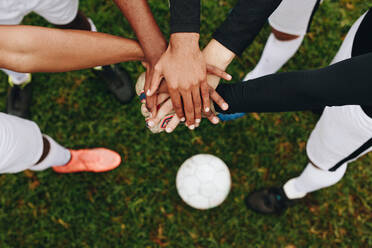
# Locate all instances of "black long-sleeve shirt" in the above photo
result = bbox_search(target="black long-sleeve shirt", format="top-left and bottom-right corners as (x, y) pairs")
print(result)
(215, 8), (372, 115)
(169, 0), (201, 33)
(170, 0), (282, 55)
(213, 0), (281, 55)
(214, 52), (372, 114)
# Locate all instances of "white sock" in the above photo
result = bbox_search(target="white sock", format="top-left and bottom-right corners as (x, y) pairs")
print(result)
(283, 163), (347, 199)
(1, 69), (30, 85)
(30, 135), (71, 171)
(243, 33), (304, 81)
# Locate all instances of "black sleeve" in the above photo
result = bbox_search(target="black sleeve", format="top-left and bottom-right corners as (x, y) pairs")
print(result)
(213, 0), (282, 56)
(215, 52), (372, 113)
(170, 0), (200, 33)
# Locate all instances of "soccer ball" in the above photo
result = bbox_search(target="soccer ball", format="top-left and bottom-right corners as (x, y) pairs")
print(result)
(176, 154), (231, 210)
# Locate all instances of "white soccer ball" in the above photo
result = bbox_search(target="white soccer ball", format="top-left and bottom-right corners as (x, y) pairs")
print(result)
(176, 154), (231, 210)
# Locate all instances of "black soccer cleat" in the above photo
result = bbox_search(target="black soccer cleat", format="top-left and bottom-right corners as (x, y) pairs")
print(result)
(93, 64), (135, 104)
(6, 81), (32, 119)
(245, 187), (294, 214)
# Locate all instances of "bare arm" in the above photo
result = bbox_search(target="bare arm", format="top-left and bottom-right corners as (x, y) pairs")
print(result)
(113, 0), (167, 113)
(0, 25), (144, 73)
(113, 0), (166, 64)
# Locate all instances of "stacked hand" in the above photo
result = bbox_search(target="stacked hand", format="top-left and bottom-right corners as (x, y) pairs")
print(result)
(136, 66), (231, 133)
(142, 34), (232, 132)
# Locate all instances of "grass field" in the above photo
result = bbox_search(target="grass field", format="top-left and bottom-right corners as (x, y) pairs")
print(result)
(0, 0), (371, 247)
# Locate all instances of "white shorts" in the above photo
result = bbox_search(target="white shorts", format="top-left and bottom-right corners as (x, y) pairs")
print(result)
(307, 106), (372, 171)
(0, 0), (78, 25)
(306, 10), (372, 172)
(268, 0), (320, 35)
(0, 113), (43, 173)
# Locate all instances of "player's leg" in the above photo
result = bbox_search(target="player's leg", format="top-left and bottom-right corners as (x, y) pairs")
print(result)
(245, 10), (372, 214)
(34, 0), (135, 104)
(0, 1), (33, 118)
(53, 10), (91, 31)
(0, 113), (121, 174)
(246, 105), (372, 214)
(4, 68), (32, 118)
(243, 0), (320, 81)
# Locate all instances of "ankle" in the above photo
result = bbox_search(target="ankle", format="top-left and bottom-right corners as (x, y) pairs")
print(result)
(283, 178), (307, 200)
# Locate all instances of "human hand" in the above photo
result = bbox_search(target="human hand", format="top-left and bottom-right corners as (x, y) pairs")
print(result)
(136, 73), (174, 133)
(141, 66), (230, 133)
(148, 86), (227, 133)
(147, 33), (230, 130)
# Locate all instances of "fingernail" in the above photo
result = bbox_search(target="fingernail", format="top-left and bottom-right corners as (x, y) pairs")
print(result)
(196, 119), (201, 124)
(205, 107), (210, 112)
(181, 117), (185, 122)
(189, 125), (195, 130)
(166, 127), (172, 133)
(222, 103), (229, 110)
(146, 89), (151, 96)
(148, 120), (154, 127)
(227, 74), (232, 80)
(212, 117), (219, 124)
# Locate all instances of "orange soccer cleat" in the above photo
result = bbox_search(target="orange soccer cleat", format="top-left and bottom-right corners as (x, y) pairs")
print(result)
(52, 148), (121, 173)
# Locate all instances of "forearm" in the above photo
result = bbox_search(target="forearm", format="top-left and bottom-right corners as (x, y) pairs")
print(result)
(215, 53), (372, 113)
(114, 0), (166, 64)
(213, 0), (282, 55)
(0, 26), (144, 73)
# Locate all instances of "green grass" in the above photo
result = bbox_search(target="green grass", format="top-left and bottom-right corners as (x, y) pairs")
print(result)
(0, 0), (371, 247)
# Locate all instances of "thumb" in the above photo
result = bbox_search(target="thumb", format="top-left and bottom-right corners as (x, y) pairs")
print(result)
(148, 66), (163, 96)
(206, 64), (232, 81)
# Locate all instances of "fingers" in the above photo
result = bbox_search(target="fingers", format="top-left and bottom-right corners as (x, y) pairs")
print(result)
(210, 88), (229, 111)
(169, 89), (185, 122)
(146, 95), (158, 115)
(181, 92), (195, 129)
(201, 103), (220, 125)
(146, 99), (173, 129)
(206, 112), (220, 125)
(141, 93), (169, 118)
(157, 93), (170, 106)
(165, 115), (181, 133)
(158, 80), (169, 94)
(206, 64), (232, 81)
(141, 104), (151, 118)
(145, 69), (157, 114)
(148, 65), (163, 97)
(192, 87), (202, 125)
(148, 80), (168, 114)
(200, 79), (211, 114)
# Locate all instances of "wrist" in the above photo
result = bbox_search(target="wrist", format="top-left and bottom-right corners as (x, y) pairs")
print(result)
(144, 40), (167, 65)
(203, 39), (235, 69)
(169, 33), (200, 50)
